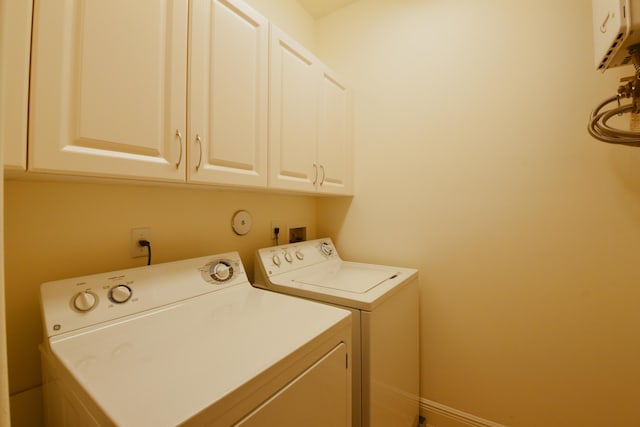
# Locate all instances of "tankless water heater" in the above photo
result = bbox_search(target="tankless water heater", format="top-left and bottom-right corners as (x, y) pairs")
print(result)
(589, 0), (640, 145)
(593, 0), (640, 71)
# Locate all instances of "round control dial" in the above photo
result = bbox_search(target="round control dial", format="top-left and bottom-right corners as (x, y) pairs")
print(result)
(295, 250), (304, 260)
(284, 251), (293, 263)
(109, 285), (132, 304)
(209, 261), (234, 282)
(320, 242), (334, 256)
(272, 254), (282, 267)
(73, 291), (97, 312)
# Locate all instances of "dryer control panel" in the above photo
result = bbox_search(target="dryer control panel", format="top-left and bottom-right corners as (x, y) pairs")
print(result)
(255, 238), (340, 278)
(40, 253), (247, 337)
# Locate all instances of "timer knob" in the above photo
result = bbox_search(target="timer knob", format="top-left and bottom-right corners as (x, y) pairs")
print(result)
(284, 251), (293, 263)
(320, 242), (334, 256)
(295, 250), (304, 260)
(210, 261), (233, 282)
(73, 291), (97, 312)
(109, 285), (132, 304)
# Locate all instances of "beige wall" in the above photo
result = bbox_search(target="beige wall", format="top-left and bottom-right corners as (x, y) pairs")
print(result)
(244, 0), (315, 49)
(316, 0), (640, 425)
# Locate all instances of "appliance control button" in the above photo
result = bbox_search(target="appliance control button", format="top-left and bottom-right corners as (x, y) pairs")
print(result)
(109, 285), (132, 304)
(210, 261), (233, 282)
(295, 250), (304, 260)
(284, 251), (293, 263)
(320, 242), (334, 256)
(272, 254), (281, 267)
(73, 291), (97, 312)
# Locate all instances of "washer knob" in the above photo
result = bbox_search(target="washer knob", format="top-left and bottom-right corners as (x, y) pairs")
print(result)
(73, 291), (97, 312)
(295, 250), (304, 260)
(272, 254), (281, 267)
(210, 261), (233, 282)
(109, 285), (132, 304)
(284, 251), (293, 263)
(320, 242), (334, 256)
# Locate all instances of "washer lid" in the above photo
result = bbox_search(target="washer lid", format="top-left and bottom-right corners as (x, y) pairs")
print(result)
(267, 260), (418, 311)
(292, 262), (400, 294)
(47, 283), (350, 426)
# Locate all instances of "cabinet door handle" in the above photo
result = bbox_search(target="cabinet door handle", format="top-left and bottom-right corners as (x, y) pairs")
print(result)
(195, 134), (203, 171)
(312, 163), (318, 185)
(319, 164), (326, 186)
(175, 129), (183, 168)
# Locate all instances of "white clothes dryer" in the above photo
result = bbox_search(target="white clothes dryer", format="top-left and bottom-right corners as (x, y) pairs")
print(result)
(40, 251), (352, 426)
(254, 238), (420, 427)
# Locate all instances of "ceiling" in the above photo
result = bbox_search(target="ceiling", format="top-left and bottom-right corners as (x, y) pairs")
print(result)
(297, 0), (358, 18)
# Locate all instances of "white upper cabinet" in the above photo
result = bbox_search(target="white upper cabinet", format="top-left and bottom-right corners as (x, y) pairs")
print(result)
(269, 25), (353, 195)
(1, 0), (32, 171)
(29, 0), (189, 182)
(318, 66), (353, 195)
(269, 25), (319, 192)
(25, 0), (352, 194)
(189, 0), (268, 187)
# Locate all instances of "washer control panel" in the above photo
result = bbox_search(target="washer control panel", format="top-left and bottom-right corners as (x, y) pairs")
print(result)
(41, 252), (246, 337)
(256, 238), (340, 277)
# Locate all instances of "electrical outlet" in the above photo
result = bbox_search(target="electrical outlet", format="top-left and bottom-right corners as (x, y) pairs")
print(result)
(131, 227), (151, 258)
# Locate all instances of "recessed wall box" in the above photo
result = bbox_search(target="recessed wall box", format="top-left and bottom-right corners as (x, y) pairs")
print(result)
(289, 226), (307, 243)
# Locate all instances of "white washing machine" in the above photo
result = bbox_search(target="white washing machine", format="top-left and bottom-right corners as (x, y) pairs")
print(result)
(39, 251), (352, 426)
(254, 238), (420, 427)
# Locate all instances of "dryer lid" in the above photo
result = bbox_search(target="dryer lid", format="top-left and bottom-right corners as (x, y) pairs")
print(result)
(46, 284), (350, 426)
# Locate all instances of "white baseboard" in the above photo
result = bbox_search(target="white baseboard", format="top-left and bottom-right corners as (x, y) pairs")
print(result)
(420, 398), (506, 427)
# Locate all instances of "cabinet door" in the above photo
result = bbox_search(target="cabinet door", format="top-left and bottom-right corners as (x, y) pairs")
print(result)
(269, 25), (319, 192)
(1, 0), (32, 171)
(318, 67), (353, 195)
(189, 0), (268, 187)
(29, 0), (188, 182)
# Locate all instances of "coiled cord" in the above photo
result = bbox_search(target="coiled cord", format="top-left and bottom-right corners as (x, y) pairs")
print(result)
(588, 94), (640, 146)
